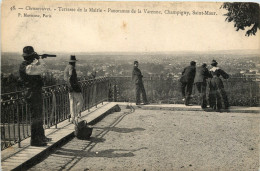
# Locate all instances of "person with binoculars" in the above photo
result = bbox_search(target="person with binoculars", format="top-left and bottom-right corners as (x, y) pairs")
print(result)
(19, 46), (55, 146)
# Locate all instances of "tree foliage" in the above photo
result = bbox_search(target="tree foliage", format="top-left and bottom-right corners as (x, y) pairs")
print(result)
(222, 2), (260, 36)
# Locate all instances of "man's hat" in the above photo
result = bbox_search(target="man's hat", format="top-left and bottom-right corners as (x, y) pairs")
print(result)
(22, 46), (36, 57)
(202, 63), (207, 67)
(134, 61), (138, 64)
(211, 60), (218, 66)
(69, 55), (78, 62)
(190, 61), (196, 66)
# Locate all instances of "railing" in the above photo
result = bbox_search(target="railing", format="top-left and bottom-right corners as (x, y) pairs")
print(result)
(109, 76), (260, 106)
(1, 77), (110, 151)
(1, 75), (259, 150)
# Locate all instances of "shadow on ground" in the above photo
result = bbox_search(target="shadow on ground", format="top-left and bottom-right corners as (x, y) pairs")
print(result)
(55, 147), (148, 158)
(87, 137), (106, 143)
(203, 108), (230, 113)
(93, 127), (145, 133)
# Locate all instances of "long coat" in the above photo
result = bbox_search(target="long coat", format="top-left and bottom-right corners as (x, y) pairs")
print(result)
(132, 66), (143, 84)
(180, 65), (196, 83)
(194, 66), (212, 83)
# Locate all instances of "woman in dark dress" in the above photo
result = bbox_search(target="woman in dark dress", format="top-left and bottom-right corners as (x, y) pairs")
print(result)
(208, 60), (229, 111)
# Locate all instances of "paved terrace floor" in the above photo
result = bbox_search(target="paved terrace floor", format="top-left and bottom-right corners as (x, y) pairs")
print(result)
(1, 103), (259, 171)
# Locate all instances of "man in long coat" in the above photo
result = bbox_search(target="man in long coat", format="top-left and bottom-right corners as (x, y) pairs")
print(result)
(180, 61), (196, 105)
(132, 61), (148, 105)
(194, 63), (212, 108)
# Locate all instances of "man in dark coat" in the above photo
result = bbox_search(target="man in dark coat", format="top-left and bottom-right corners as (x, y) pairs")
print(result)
(194, 63), (212, 108)
(208, 60), (229, 110)
(180, 61), (196, 105)
(19, 46), (51, 146)
(132, 61), (148, 105)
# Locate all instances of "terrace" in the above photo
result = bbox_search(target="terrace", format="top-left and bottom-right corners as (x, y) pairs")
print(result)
(1, 76), (259, 170)
(1, 76), (259, 150)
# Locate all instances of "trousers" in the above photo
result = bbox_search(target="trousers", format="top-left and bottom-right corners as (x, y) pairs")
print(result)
(69, 92), (83, 121)
(181, 82), (193, 105)
(28, 91), (45, 144)
(135, 82), (148, 104)
(195, 82), (207, 108)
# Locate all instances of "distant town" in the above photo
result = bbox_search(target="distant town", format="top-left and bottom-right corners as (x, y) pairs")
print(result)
(1, 50), (260, 93)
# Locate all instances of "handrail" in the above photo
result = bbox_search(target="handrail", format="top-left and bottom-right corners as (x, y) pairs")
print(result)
(1, 75), (259, 150)
(109, 76), (260, 106)
(1, 77), (109, 150)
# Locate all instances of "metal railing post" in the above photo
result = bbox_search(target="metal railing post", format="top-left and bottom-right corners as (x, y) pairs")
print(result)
(16, 101), (21, 148)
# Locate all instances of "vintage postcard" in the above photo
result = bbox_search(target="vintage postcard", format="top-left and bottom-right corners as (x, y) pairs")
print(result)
(1, 0), (259, 170)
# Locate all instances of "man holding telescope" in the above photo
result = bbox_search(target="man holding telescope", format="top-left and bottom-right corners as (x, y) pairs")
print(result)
(19, 46), (55, 146)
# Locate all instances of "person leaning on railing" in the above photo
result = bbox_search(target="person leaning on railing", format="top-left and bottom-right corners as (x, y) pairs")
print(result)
(64, 55), (83, 123)
(208, 60), (230, 111)
(132, 61), (149, 105)
(194, 63), (212, 109)
(19, 46), (51, 147)
(180, 61), (196, 106)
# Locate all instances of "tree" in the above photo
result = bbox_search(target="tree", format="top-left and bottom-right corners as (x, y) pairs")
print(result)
(222, 2), (260, 36)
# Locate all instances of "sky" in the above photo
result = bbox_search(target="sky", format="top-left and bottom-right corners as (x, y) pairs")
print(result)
(1, 1), (259, 53)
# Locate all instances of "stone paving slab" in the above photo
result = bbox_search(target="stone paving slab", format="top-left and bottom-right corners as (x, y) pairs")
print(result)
(117, 102), (260, 113)
(1, 102), (120, 171)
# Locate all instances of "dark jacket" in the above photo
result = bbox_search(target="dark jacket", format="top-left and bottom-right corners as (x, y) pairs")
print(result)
(180, 65), (196, 83)
(64, 65), (81, 92)
(19, 61), (44, 91)
(209, 67), (229, 79)
(194, 66), (212, 83)
(209, 67), (229, 89)
(132, 66), (143, 84)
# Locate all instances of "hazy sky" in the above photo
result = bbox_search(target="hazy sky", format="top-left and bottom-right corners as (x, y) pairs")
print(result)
(2, 1), (259, 53)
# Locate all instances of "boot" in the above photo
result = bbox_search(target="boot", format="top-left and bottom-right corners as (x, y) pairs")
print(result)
(185, 96), (191, 106)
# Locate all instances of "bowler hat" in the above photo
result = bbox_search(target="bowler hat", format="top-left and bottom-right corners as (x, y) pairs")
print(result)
(22, 46), (36, 57)
(202, 63), (207, 67)
(69, 55), (78, 62)
(190, 61), (196, 66)
(211, 60), (218, 66)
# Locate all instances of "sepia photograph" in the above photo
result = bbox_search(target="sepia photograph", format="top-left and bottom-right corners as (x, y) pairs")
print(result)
(1, 0), (260, 170)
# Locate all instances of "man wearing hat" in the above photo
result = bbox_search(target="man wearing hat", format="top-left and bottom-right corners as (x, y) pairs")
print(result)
(64, 55), (83, 123)
(194, 63), (212, 109)
(19, 46), (51, 146)
(208, 60), (229, 110)
(132, 61), (148, 105)
(180, 61), (196, 105)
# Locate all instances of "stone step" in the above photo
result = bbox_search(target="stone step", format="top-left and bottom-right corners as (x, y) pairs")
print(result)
(117, 102), (259, 114)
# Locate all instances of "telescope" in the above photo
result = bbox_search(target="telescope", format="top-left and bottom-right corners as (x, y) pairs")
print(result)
(38, 54), (57, 58)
